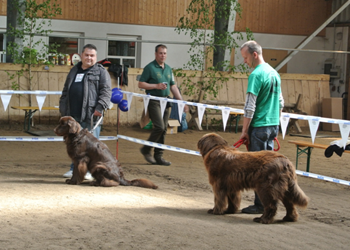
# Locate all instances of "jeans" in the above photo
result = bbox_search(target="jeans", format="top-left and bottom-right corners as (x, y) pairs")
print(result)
(249, 125), (279, 207)
(69, 119), (101, 171)
(141, 99), (170, 158)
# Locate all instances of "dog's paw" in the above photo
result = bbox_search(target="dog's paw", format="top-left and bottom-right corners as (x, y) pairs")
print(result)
(65, 179), (77, 185)
(207, 209), (214, 214)
(254, 216), (273, 224)
(282, 215), (298, 222)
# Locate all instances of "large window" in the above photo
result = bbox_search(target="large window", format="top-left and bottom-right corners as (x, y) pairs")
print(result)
(107, 35), (140, 68)
(48, 32), (83, 57)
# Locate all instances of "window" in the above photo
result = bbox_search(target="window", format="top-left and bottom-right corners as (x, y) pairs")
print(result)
(48, 32), (83, 56)
(107, 35), (140, 68)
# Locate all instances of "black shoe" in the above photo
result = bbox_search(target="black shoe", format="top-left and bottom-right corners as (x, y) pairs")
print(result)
(155, 157), (171, 166)
(241, 205), (264, 214)
(140, 148), (156, 164)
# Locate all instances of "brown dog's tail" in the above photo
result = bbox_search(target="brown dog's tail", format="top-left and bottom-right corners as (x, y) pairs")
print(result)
(120, 178), (158, 189)
(290, 181), (309, 208)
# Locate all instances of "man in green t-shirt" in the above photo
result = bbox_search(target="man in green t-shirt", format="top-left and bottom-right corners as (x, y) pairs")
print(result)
(138, 44), (189, 166)
(239, 41), (284, 214)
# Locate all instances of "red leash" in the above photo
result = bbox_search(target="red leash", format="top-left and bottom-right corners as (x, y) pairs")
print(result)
(233, 139), (249, 151)
(233, 137), (280, 151)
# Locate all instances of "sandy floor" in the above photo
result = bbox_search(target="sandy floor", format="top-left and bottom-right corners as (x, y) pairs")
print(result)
(0, 123), (349, 250)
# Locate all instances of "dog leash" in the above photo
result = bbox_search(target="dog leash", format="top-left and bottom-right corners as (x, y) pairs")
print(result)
(233, 139), (249, 151)
(90, 113), (104, 133)
(233, 137), (280, 151)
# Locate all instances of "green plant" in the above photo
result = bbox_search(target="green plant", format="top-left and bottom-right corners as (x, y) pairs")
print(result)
(175, 0), (253, 101)
(6, 0), (62, 98)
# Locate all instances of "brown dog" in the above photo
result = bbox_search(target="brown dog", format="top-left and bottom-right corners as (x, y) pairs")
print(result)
(54, 116), (158, 189)
(197, 133), (309, 224)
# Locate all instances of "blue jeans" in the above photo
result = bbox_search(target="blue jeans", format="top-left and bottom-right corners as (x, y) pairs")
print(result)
(249, 125), (279, 207)
(69, 120), (101, 171)
(249, 125), (279, 152)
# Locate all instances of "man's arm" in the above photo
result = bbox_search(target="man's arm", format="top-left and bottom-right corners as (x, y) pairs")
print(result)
(138, 81), (167, 90)
(170, 85), (189, 112)
(239, 92), (257, 144)
(95, 67), (112, 116)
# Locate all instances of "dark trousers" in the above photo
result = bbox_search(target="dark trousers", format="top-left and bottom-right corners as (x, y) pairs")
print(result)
(248, 125), (279, 208)
(142, 99), (170, 157)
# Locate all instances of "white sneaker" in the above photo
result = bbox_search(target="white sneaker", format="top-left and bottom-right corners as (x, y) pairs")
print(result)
(63, 170), (73, 178)
(84, 172), (94, 181)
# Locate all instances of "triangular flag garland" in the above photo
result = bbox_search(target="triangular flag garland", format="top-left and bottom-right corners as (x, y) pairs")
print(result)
(222, 108), (230, 131)
(308, 118), (320, 144)
(197, 105), (206, 126)
(339, 122), (350, 149)
(143, 96), (150, 115)
(177, 102), (185, 123)
(280, 114), (290, 139)
(159, 98), (167, 118)
(1, 94), (12, 111)
(3, 90), (350, 146)
(126, 92), (133, 111)
(35, 94), (47, 111)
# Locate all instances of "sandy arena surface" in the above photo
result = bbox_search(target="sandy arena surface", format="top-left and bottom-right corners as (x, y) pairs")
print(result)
(0, 123), (349, 250)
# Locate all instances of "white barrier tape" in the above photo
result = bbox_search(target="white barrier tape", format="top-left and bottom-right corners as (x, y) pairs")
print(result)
(117, 134), (201, 156)
(0, 136), (118, 141)
(1, 133), (349, 186)
(116, 134), (350, 186)
(296, 170), (350, 186)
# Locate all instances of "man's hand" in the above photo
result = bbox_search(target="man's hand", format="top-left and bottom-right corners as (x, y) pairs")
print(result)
(93, 110), (102, 117)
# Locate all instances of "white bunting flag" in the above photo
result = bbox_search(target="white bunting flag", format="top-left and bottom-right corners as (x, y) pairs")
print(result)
(197, 105), (206, 126)
(222, 108), (230, 131)
(143, 96), (150, 115)
(308, 118), (320, 144)
(280, 114), (290, 139)
(126, 92), (133, 111)
(177, 102), (185, 123)
(1, 94), (12, 111)
(160, 98), (167, 118)
(339, 122), (350, 149)
(35, 94), (47, 111)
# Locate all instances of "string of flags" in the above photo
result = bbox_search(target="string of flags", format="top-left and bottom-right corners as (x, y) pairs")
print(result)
(1, 90), (350, 147)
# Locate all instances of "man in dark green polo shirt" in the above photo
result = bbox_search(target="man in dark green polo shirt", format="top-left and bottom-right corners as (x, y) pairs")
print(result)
(138, 44), (189, 166)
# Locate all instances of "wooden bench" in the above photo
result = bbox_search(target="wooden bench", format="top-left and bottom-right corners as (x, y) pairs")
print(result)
(288, 140), (350, 172)
(11, 106), (59, 132)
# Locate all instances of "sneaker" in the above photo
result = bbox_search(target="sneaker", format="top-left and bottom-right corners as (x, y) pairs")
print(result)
(155, 157), (171, 166)
(84, 172), (94, 181)
(241, 205), (264, 214)
(63, 170), (73, 178)
(140, 148), (157, 164)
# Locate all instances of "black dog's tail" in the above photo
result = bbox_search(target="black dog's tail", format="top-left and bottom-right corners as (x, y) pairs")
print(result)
(120, 178), (158, 189)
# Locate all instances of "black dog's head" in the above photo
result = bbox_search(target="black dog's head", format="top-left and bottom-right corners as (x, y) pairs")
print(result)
(197, 133), (228, 157)
(54, 116), (81, 136)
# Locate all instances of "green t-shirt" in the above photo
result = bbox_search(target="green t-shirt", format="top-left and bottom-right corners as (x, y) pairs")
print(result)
(139, 60), (175, 97)
(247, 63), (281, 127)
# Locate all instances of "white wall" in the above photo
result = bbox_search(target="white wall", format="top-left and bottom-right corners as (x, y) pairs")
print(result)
(233, 27), (349, 97)
(1, 16), (348, 96)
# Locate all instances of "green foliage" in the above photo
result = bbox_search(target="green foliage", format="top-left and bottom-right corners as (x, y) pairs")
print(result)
(175, 0), (254, 100)
(6, 0), (62, 90)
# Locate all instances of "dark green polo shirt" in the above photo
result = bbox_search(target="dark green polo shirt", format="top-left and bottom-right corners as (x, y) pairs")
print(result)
(139, 60), (175, 97)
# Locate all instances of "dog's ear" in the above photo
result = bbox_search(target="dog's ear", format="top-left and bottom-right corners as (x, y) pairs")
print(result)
(67, 117), (81, 134)
(198, 133), (228, 156)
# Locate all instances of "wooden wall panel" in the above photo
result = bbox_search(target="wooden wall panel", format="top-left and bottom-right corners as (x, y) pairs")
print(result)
(235, 0), (332, 36)
(0, 64), (331, 128)
(0, 0), (332, 36)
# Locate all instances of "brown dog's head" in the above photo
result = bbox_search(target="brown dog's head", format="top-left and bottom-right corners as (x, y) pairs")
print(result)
(54, 116), (81, 136)
(197, 133), (228, 157)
